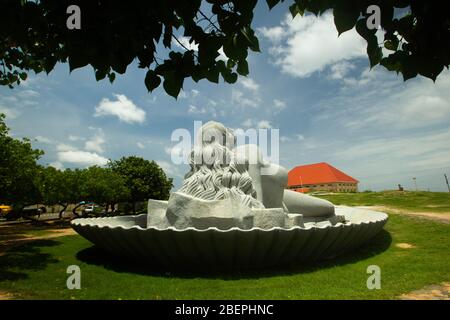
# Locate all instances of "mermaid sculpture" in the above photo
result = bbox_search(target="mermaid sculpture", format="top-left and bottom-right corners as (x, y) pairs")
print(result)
(148, 121), (340, 230)
(71, 120), (388, 268)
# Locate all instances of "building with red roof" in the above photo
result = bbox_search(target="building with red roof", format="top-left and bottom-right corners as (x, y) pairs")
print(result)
(287, 162), (359, 193)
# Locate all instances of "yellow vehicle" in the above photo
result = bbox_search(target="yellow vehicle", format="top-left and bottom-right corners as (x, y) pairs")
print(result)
(0, 204), (13, 217)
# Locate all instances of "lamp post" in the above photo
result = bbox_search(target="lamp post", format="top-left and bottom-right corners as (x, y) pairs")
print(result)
(412, 177), (417, 191)
(445, 174), (450, 193)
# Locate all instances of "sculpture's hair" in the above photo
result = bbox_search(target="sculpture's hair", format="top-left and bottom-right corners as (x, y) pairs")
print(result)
(179, 121), (263, 208)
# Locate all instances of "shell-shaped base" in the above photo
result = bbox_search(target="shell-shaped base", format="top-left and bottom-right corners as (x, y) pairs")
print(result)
(71, 206), (388, 270)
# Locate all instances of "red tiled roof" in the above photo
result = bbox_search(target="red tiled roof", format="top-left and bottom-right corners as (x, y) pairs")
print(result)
(288, 162), (359, 186)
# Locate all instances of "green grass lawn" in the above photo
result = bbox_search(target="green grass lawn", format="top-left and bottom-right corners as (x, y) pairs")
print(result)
(317, 191), (450, 213)
(1, 213), (449, 299)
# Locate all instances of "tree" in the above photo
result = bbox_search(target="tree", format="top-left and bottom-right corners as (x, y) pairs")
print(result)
(37, 166), (69, 218)
(62, 168), (85, 217)
(80, 166), (130, 215)
(0, 113), (43, 209)
(109, 156), (173, 213)
(1, 1), (447, 99)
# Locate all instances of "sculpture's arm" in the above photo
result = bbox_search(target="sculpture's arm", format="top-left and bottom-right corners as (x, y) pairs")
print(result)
(248, 163), (264, 203)
(234, 144), (264, 204)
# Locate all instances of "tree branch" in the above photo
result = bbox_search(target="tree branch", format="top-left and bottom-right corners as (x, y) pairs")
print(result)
(198, 9), (222, 34)
(172, 35), (199, 60)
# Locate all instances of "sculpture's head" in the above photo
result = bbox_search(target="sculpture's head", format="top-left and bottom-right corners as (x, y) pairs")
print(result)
(190, 121), (238, 170)
(179, 121), (263, 208)
(195, 121), (236, 151)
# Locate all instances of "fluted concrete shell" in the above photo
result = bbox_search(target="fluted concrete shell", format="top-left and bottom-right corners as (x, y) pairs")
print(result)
(71, 206), (387, 269)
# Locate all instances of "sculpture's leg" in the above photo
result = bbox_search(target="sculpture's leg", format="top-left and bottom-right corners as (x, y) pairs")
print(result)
(283, 189), (335, 217)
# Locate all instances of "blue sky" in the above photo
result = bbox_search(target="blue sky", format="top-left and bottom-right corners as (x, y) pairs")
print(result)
(1, 2), (450, 192)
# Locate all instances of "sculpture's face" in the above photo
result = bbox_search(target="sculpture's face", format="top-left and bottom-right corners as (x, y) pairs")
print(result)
(198, 121), (236, 150)
(224, 128), (236, 150)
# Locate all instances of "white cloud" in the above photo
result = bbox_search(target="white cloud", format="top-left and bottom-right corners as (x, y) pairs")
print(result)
(156, 160), (181, 177)
(331, 70), (450, 130)
(329, 61), (356, 80)
(68, 135), (84, 142)
(56, 136), (108, 166)
(188, 105), (206, 114)
(58, 150), (108, 166)
(188, 105), (217, 118)
(18, 90), (39, 98)
(57, 143), (77, 152)
(273, 99), (286, 111)
(137, 142), (145, 149)
(240, 78), (259, 92)
(334, 129), (450, 172)
(94, 94), (146, 124)
(257, 120), (272, 129)
(279, 133), (304, 142)
(240, 119), (272, 129)
(191, 89), (200, 97)
(84, 133), (105, 153)
(231, 89), (258, 108)
(258, 26), (284, 43)
(178, 90), (188, 99)
(241, 119), (254, 127)
(49, 161), (64, 170)
(165, 145), (184, 157)
(35, 135), (52, 144)
(261, 12), (365, 78)
(0, 105), (20, 119)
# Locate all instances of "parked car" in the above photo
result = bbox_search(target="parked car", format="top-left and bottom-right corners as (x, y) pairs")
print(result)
(2, 205), (46, 220)
(84, 205), (95, 214)
(82, 204), (103, 216)
(21, 206), (46, 219)
(0, 204), (13, 217)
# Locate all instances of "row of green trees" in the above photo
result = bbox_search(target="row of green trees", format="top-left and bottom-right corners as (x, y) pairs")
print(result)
(0, 113), (173, 218)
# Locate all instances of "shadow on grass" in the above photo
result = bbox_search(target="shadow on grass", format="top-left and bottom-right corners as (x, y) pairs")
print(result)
(76, 229), (392, 280)
(0, 240), (60, 282)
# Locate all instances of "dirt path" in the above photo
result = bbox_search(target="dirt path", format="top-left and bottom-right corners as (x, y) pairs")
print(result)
(0, 224), (76, 300)
(358, 205), (450, 299)
(0, 226), (76, 255)
(400, 282), (450, 300)
(0, 291), (14, 300)
(357, 205), (450, 224)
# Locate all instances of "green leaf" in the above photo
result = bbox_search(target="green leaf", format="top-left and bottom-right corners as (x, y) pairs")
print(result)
(206, 67), (219, 83)
(241, 27), (260, 52)
(162, 72), (183, 98)
(356, 18), (376, 41)
(191, 66), (206, 82)
(226, 59), (236, 69)
(222, 71), (238, 84)
(266, 0), (281, 10)
(108, 72), (116, 83)
(289, 3), (304, 17)
(367, 39), (383, 68)
(384, 40), (397, 51)
(19, 72), (27, 81)
(69, 55), (89, 72)
(237, 60), (249, 76)
(95, 69), (107, 81)
(163, 25), (173, 48)
(334, 3), (360, 35)
(144, 70), (161, 92)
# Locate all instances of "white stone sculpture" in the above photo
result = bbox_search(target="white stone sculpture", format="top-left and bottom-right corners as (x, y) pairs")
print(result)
(153, 121), (339, 230)
(71, 121), (388, 269)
